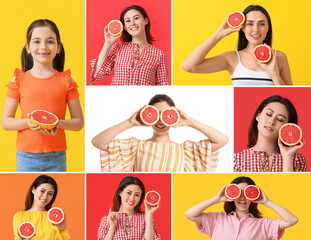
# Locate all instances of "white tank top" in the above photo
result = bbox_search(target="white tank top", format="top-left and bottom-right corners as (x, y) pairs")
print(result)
(231, 51), (275, 86)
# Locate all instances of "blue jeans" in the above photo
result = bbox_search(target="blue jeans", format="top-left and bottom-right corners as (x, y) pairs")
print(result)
(16, 150), (66, 172)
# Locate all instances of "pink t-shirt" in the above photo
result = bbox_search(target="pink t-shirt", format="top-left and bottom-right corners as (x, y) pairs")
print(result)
(196, 212), (284, 240)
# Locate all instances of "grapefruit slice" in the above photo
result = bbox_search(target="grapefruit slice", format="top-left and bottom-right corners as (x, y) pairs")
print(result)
(225, 184), (241, 200)
(47, 207), (65, 224)
(160, 107), (180, 127)
(253, 44), (272, 63)
(140, 105), (159, 125)
(18, 222), (36, 239)
(227, 11), (245, 29)
(145, 190), (161, 207)
(108, 20), (123, 36)
(279, 123), (302, 146)
(244, 185), (260, 201)
(30, 110), (59, 130)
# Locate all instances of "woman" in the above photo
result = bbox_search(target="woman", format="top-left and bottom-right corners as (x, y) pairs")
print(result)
(234, 95), (307, 172)
(90, 5), (169, 85)
(182, 5), (292, 85)
(97, 176), (161, 239)
(92, 94), (228, 172)
(185, 176), (298, 239)
(13, 175), (70, 240)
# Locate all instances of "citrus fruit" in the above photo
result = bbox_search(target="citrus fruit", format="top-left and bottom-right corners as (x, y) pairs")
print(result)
(145, 190), (161, 207)
(227, 11), (245, 29)
(253, 44), (272, 63)
(18, 222), (36, 239)
(108, 20), (123, 36)
(140, 105), (159, 125)
(244, 185), (260, 201)
(225, 184), (241, 200)
(279, 123), (302, 146)
(160, 107), (180, 127)
(47, 207), (65, 224)
(30, 110), (59, 130)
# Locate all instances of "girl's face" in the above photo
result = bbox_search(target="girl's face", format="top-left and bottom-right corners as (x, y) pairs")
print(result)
(243, 11), (269, 45)
(26, 26), (60, 66)
(256, 102), (289, 140)
(233, 182), (252, 213)
(152, 101), (172, 135)
(32, 183), (54, 210)
(119, 184), (142, 213)
(123, 9), (148, 38)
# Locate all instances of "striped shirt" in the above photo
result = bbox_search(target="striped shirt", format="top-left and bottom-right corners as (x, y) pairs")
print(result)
(100, 137), (219, 172)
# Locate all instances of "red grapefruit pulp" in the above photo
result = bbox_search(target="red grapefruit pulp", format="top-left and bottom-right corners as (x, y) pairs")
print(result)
(244, 185), (260, 201)
(145, 190), (161, 206)
(30, 110), (59, 130)
(279, 123), (302, 146)
(227, 11), (245, 28)
(140, 105), (159, 125)
(47, 207), (65, 224)
(225, 184), (241, 200)
(253, 44), (272, 63)
(160, 107), (180, 127)
(108, 20), (123, 36)
(18, 222), (36, 238)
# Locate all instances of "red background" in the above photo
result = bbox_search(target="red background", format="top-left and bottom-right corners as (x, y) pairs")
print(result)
(86, 0), (171, 85)
(87, 173), (171, 239)
(234, 87), (311, 171)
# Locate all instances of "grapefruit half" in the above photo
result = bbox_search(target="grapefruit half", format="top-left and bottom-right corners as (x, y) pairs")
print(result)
(253, 44), (272, 63)
(160, 107), (180, 127)
(108, 20), (123, 36)
(145, 190), (161, 207)
(140, 105), (159, 125)
(18, 222), (36, 239)
(225, 184), (241, 200)
(227, 11), (245, 28)
(30, 110), (59, 130)
(279, 123), (302, 146)
(47, 207), (65, 224)
(244, 185), (260, 201)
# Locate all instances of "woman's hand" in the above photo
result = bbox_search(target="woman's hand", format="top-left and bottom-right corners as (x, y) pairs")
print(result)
(216, 17), (243, 38)
(256, 45), (278, 75)
(128, 106), (148, 127)
(253, 187), (269, 205)
(104, 25), (122, 46)
(279, 138), (305, 159)
(52, 211), (67, 231)
(27, 113), (58, 136)
(215, 185), (233, 203)
(17, 229), (36, 240)
(172, 108), (193, 128)
(145, 201), (160, 216)
(107, 208), (118, 229)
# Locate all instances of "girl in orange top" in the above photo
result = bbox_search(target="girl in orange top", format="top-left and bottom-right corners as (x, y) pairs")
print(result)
(2, 19), (84, 172)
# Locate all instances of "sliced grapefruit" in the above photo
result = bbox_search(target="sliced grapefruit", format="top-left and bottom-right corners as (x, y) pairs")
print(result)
(145, 190), (161, 207)
(244, 185), (260, 201)
(279, 123), (302, 146)
(18, 222), (36, 239)
(160, 107), (180, 127)
(253, 44), (272, 63)
(227, 11), (245, 29)
(30, 110), (59, 130)
(225, 184), (241, 200)
(108, 20), (123, 36)
(47, 207), (65, 224)
(140, 105), (159, 125)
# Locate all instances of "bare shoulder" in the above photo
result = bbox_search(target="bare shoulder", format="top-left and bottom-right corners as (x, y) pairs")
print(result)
(220, 51), (239, 72)
(275, 50), (288, 62)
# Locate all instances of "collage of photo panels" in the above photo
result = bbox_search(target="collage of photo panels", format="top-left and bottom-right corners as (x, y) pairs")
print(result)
(1, 0), (311, 239)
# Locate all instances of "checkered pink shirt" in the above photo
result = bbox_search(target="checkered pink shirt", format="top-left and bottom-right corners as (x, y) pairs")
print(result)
(234, 148), (307, 172)
(97, 213), (161, 240)
(90, 42), (169, 85)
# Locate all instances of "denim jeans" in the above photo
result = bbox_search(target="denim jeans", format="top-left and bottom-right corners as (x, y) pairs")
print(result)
(16, 150), (66, 172)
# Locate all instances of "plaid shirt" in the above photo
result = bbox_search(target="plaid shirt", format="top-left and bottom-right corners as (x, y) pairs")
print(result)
(234, 148), (307, 172)
(90, 42), (169, 85)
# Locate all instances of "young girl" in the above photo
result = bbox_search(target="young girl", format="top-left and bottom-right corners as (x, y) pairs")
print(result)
(182, 5), (292, 85)
(13, 175), (70, 240)
(185, 176), (298, 239)
(234, 95), (307, 172)
(92, 94), (228, 172)
(2, 19), (84, 172)
(90, 5), (169, 85)
(97, 176), (161, 239)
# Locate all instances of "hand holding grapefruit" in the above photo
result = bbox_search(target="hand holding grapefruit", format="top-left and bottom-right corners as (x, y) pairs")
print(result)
(30, 110), (59, 130)
(279, 123), (303, 147)
(18, 222), (36, 239)
(253, 44), (272, 63)
(145, 191), (161, 215)
(48, 207), (66, 230)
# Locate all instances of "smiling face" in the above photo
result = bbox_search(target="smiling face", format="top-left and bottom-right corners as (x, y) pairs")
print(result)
(243, 11), (269, 45)
(123, 9), (148, 37)
(151, 101), (172, 135)
(119, 184), (142, 214)
(32, 183), (55, 211)
(233, 182), (252, 214)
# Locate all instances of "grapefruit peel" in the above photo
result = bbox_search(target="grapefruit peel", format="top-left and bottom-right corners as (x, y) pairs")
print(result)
(253, 44), (272, 63)
(140, 105), (160, 126)
(30, 110), (59, 130)
(160, 107), (180, 127)
(244, 185), (260, 201)
(145, 190), (161, 207)
(18, 222), (36, 239)
(227, 11), (245, 29)
(108, 20), (123, 36)
(225, 184), (241, 200)
(47, 207), (65, 225)
(279, 123), (302, 146)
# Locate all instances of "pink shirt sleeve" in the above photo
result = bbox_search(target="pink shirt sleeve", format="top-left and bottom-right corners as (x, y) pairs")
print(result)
(262, 218), (284, 240)
(196, 212), (216, 235)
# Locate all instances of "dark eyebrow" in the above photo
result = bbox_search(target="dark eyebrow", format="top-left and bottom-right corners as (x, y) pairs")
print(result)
(246, 20), (267, 23)
(125, 15), (140, 20)
(267, 108), (287, 119)
(32, 37), (56, 40)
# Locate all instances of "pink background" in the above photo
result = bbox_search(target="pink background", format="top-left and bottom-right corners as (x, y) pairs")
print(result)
(234, 87), (311, 171)
(87, 173), (171, 239)
(86, 0), (171, 85)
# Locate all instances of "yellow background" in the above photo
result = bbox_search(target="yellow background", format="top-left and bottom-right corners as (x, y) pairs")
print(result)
(173, 173), (311, 239)
(173, 0), (311, 85)
(0, 0), (85, 171)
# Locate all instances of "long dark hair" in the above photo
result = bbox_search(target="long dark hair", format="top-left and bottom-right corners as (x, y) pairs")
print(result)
(25, 175), (58, 211)
(120, 5), (154, 44)
(148, 94), (175, 106)
(112, 176), (145, 213)
(248, 95), (298, 148)
(21, 19), (65, 72)
(224, 176), (262, 218)
(238, 5), (272, 50)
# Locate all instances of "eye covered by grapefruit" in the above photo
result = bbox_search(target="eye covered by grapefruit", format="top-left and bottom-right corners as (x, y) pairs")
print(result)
(47, 207), (65, 225)
(30, 110), (59, 130)
(18, 222), (36, 239)
(244, 185), (260, 201)
(227, 11), (245, 29)
(145, 190), (161, 207)
(279, 123), (303, 146)
(108, 19), (123, 36)
(160, 107), (180, 127)
(225, 184), (241, 200)
(253, 44), (272, 63)
(140, 105), (160, 126)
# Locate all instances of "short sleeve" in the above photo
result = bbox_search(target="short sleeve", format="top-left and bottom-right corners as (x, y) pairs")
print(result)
(196, 212), (217, 236)
(6, 68), (23, 99)
(156, 51), (169, 86)
(262, 218), (284, 240)
(293, 153), (307, 172)
(100, 137), (139, 172)
(63, 69), (79, 101)
(183, 139), (219, 172)
(97, 216), (109, 240)
(233, 151), (243, 172)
